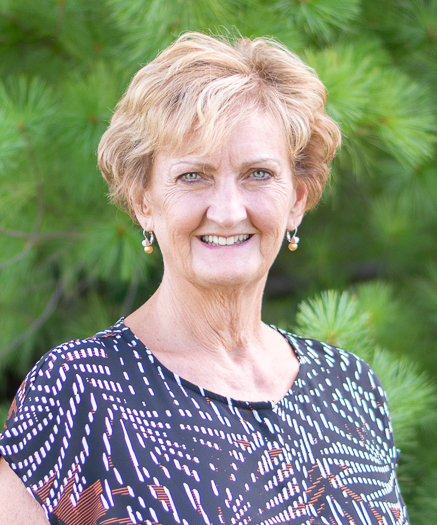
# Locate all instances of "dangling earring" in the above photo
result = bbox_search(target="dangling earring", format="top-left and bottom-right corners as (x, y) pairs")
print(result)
(142, 230), (154, 254)
(286, 228), (299, 251)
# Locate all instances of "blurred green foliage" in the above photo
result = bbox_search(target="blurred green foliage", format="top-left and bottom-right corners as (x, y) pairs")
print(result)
(0, 0), (436, 519)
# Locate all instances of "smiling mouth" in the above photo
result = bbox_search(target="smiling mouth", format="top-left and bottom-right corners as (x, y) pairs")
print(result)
(200, 234), (252, 247)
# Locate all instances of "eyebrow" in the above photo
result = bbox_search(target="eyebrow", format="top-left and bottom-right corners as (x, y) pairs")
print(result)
(171, 160), (216, 171)
(171, 157), (282, 171)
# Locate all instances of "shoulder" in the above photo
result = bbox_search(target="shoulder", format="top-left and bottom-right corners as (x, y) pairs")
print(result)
(0, 320), (142, 474)
(277, 327), (391, 423)
(0, 320), (141, 515)
(277, 326), (371, 373)
(5, 319), (136, 420)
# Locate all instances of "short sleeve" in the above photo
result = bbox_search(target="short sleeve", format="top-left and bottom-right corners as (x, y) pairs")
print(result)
(363, 358), (400, 461)
(346, 350), (408, 516)
(0, 340), (109, 524)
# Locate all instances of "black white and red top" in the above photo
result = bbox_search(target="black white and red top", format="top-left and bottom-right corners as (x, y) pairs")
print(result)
(0, 319), (409, 525)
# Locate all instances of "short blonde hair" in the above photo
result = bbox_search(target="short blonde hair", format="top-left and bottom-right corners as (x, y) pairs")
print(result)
(98, 32), (341, 218)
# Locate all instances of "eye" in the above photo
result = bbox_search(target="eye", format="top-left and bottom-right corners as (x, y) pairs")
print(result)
(181, 172), (201, 181)
(251, 169), (271, 180)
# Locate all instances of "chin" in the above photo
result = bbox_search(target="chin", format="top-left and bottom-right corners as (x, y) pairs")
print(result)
(188, 264), (267, 289)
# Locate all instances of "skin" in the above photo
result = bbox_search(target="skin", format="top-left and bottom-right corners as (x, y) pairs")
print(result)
(127, 109), (308, 402)
(0, 456), (49, 524)
(0, 109), (307, 520)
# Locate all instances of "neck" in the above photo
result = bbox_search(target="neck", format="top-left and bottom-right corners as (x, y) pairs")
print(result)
(145, 271), (268, 356)
(125, 270), (299, 403)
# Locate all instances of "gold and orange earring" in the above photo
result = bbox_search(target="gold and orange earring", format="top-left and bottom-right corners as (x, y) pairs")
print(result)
(286, 228), (299, 251)
(142, 230), (155, 254)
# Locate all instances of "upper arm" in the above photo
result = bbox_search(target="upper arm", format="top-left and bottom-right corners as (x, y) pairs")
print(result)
(0, 457), (49, 525)
(0, 340), (109, 524)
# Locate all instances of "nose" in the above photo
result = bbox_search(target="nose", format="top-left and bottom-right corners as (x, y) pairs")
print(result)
(206, 177), (247, 227)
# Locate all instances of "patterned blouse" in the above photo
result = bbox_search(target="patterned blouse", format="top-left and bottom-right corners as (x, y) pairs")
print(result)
(0, 319), (409, 525)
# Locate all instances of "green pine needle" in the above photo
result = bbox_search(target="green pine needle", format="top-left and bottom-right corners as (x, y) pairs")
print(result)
(0, 112), (26, 174)
(76, 215), (153, 282)
(0, 77), (55, 138)
(367, 71), (436, 166)
(379, 160), (437, 220)
(58, 61), (127, 156)
(275, 0), (361, 42)
(304, 42), (383, 135)
(295, 290), (372, 360)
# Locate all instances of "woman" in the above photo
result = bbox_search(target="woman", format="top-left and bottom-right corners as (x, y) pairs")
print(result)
(0, 32), (408, 524)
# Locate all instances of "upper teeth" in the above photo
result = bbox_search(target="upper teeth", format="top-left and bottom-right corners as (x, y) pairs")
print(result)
(201, 234), (250, 246)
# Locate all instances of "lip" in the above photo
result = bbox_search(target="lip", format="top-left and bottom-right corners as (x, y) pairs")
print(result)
(198, 234), (253, 247)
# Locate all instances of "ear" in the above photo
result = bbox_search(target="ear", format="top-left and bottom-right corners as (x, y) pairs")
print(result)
(134, 192), (155, 232)
(287, 183), (308, 231)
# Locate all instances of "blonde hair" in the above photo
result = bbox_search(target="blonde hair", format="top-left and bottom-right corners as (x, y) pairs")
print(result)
(98, 32), (341, 218)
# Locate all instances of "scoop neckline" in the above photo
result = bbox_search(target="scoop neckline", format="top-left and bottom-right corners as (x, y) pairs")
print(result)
(112, 317), (306, 410)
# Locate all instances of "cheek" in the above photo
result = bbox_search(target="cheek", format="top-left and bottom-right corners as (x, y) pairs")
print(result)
(158, 191), (207, 238)
(250, 187), (294, 230)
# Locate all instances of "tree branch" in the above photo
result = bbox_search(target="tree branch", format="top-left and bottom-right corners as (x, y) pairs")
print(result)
(0, 9), (35, 35)
(0, 228), (81, 241)
(120, 277), (139, 317)
(0, 10), (74, 62)
(22, 131), (44, 231)
(0, 129), (49, 272)
(0, 242), (33, 271)
(0, 280), (63, 359)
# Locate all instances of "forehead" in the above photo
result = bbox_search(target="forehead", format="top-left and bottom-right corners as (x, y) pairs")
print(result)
(159, 109), (289, 167)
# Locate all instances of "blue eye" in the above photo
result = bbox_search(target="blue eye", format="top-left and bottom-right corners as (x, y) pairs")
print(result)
(181, 173), (200, 181)
(252, 170), (270, 179)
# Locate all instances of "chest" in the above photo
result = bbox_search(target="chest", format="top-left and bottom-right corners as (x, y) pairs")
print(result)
(77, 373), (404, 525)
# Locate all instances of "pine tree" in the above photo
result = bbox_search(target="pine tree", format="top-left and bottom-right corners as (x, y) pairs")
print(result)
(0, 0), (436, 519)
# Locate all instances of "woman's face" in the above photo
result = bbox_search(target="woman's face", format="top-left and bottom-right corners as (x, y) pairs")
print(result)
(136, 110), (307, 290)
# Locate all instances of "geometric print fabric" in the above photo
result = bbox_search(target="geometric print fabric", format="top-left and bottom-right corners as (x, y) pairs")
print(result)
(0, 319), (409, 524)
